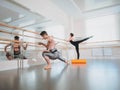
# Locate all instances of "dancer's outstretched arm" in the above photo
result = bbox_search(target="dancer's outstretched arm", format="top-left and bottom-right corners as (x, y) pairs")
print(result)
(38, 42), (47, 48)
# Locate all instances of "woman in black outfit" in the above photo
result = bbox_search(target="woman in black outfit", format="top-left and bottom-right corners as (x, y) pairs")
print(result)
(67, 33), (93, 59)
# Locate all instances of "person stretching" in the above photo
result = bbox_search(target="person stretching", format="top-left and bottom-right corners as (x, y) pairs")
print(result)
(39, 31), (68, 70)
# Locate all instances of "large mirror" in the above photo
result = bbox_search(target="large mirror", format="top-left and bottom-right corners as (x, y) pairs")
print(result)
(0, 0), (46, 61)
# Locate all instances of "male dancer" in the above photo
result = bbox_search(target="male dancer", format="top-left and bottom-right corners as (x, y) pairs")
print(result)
(4, 36), (28, 60)
(39, 31), (68, 70)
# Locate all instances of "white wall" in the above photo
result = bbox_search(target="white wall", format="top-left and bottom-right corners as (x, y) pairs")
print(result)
(85, 13), (120, 42)
(45, 25), (65, 39)
(72, 17), (86, 37)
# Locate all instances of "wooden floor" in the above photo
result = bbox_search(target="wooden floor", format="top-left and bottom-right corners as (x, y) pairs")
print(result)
(0, 60), (120, 90)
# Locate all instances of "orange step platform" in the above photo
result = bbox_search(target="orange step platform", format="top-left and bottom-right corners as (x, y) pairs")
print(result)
(71, 59), (87, 64)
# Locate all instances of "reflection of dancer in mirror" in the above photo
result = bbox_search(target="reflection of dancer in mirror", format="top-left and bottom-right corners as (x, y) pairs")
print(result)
(39, 31), (69, 70)
(4, 36), (28, 60)
(67, 33), (93, 59)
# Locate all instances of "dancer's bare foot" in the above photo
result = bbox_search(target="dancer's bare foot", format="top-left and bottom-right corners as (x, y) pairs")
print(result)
(65, 61), (70, 64)
(44, 65), (51, 70)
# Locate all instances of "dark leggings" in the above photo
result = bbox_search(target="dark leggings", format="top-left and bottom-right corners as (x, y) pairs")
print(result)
(70, 37), (91, 59)
(75, 45), (80, 59)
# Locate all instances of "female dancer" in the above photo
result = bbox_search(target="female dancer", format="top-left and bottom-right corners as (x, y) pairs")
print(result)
(67, 33), (93, 59)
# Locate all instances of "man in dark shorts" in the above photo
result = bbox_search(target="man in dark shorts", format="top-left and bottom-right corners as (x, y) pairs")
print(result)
(39, 31), (69, 70)
(4, 36), (28, 60)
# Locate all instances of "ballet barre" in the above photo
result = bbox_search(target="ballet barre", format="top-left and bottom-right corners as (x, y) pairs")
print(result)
(0, 22), (67, 42)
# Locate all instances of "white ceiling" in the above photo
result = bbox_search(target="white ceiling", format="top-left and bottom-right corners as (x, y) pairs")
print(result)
(0, 0), (120, 29)
(51, 0), (120, 18)
(51, 0), (83, 17)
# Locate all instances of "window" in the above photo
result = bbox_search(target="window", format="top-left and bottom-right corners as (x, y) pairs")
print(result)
(85, 14), (120, 42)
